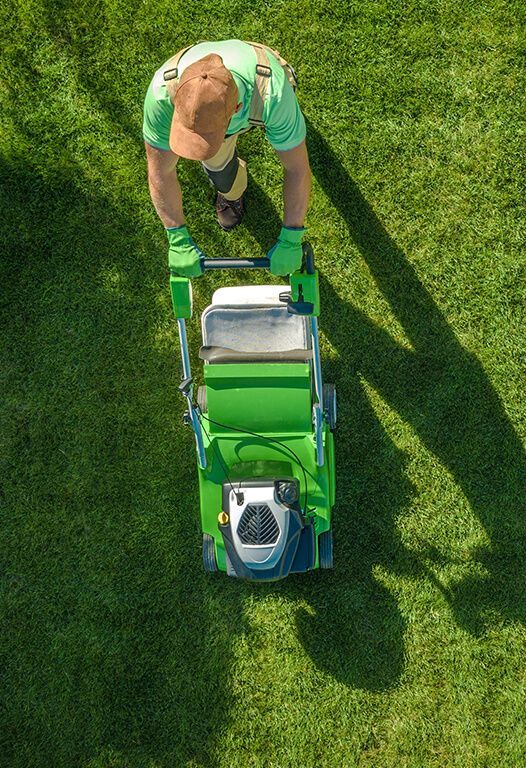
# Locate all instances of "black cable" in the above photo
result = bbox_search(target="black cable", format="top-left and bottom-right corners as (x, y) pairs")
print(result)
(198, 411), (244, 505)
(197, 409), (310, 516)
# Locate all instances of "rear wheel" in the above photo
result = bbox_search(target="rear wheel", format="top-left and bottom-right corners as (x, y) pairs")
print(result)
(202, 534), (218, 573)
(318, 529), (334, 569)
(323, 383), (337, 431)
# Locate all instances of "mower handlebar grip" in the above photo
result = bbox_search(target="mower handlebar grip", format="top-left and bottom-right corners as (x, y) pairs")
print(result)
(201, 257), (270, 270)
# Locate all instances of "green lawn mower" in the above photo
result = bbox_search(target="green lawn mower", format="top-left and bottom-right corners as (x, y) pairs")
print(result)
(170, 243), (336, 581)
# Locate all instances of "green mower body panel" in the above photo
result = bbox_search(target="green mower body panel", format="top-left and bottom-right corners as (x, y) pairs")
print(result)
(198, 361), (335, 574)
(205, 363), (312, 433)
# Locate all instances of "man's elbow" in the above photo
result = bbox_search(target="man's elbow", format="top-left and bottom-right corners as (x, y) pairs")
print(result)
(145, 142), (179, 180)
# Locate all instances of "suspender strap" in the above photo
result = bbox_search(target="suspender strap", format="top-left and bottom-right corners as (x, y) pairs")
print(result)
(163, 43), (213, 102)
(248, 44), (272, 126)
(163, 44), (195, 83)
(247, 41), (299, 127)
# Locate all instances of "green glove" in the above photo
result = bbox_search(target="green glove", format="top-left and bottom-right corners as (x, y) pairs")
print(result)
(166, 225), (204, 277)
(267, 226), (306, 276)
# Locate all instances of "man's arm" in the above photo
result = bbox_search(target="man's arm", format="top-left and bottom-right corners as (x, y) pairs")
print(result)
(266, 139), (311, 276)
(276, 140), (311, 228)
(145, 142), (186, 228)
(145, 141), (203, 277)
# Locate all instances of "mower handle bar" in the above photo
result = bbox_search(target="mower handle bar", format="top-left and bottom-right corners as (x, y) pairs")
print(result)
(199, 242), (315, 274)
(202, 257), (270, 270)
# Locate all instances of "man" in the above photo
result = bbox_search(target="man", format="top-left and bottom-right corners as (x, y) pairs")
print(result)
(143, 39), (311, 277)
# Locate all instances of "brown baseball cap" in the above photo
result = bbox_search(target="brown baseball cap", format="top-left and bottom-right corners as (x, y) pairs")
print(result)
(168, 53), (238, 160)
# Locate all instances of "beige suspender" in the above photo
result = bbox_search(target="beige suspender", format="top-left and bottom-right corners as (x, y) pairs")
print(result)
(246, 42), (298, 127)
(247, 44), (272, 126)
(163, 41), (298, 128)
(162, 44), (196, 100)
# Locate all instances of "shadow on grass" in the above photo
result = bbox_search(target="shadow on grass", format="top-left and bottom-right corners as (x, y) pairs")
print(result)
(0, 153), (250, 768)
(243, 117), (526, 682)
(303, 117), (526, 638)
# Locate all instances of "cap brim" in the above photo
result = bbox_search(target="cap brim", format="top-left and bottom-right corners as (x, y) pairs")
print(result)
(169, 110), (226, 161)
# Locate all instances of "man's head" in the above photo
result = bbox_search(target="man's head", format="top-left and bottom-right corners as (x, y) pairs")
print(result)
(166, 54), (241, 161)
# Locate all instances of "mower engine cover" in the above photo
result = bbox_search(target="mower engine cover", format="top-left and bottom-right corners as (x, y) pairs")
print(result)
(219, 479), (316, 581)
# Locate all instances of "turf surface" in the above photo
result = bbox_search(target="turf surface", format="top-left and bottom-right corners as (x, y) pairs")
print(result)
(1, 1), (525, 766)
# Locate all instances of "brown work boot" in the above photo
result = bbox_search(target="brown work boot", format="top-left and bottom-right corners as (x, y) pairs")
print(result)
(215, 192), (246, 231)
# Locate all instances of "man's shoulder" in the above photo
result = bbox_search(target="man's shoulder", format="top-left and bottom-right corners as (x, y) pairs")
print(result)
(147, 59), (172, 101)
(143, 60), (174, 150)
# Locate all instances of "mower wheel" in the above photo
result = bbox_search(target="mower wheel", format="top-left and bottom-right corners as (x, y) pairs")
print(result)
(197, 385), (207, 413)
(202, 534), (218, 573)
(323, 383), (337, 431)
(318, 529), (334, 569)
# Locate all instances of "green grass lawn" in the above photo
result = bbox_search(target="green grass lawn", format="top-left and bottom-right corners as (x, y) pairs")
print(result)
(1, 1), (525, 766)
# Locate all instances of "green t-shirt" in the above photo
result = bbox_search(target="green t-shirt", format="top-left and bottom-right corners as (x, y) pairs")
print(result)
(143, 39), (306, 153)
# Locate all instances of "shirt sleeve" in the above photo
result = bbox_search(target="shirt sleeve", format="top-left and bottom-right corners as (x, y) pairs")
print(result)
(264, 75), (306, 152)
(142, 79), (173, 151)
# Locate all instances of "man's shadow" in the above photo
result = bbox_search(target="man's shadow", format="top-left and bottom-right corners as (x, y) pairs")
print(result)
(243, 117), (526, 683)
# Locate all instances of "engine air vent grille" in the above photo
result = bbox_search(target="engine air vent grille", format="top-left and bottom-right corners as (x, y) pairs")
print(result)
(237, 504), (279, 546)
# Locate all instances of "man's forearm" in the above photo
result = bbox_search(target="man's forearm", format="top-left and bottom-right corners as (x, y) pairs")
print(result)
(148, 168), (186, 229)
(283, 166), (311, 228)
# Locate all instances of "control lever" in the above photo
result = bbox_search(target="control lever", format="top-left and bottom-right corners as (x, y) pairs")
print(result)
(279, 289), (314, 316)
(178, 376), (193, 395)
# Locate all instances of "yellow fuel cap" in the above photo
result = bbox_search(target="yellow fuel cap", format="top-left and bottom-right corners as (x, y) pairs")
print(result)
(218, 511), (229, 525)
